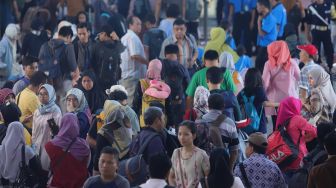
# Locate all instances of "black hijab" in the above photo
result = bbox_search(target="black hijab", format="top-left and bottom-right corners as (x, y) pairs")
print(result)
(78, 70), (107, 115)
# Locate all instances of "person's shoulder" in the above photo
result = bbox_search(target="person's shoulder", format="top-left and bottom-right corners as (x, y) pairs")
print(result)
(116, 174), (130, 186)
(84, 175), (101, 187)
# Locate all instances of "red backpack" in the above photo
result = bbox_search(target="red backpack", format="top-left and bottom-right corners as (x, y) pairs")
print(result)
(266, 118), (301, 169)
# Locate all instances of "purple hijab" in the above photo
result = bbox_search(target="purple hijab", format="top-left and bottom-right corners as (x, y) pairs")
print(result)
(51, 113), (90, 161)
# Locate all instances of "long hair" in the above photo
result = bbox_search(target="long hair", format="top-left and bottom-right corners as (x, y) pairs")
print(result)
(207, 149), (234, 188)
(244, 68), (264, 96)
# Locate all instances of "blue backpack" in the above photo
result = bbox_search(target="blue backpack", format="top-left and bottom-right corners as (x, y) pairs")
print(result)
(240, 91), (263, 134)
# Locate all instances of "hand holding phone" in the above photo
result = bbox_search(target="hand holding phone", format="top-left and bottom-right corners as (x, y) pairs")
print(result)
(48, 118), (59, 137)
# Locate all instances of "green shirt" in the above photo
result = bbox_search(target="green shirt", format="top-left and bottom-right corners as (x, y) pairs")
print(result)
(186, 67), (236, 97)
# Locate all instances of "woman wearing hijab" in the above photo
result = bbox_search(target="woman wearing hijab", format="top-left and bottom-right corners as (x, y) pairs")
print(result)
(32, 84), (62, 171)
(203, 148), (244, 188)
(185, 86), (210, 121)
(302, 68), (336, 125)
(132, 59), (171, 128)
(78, 70), (107, 115)
(0, 122), (46, 186)
(203, 27), (239, 63)
(66, 88), (92, 138)
(219, 52), (244, 95)
(262, 41), (300, 128)
(275, 97), (317, 172)
(0, 88), (15, 105)
(93, 100), (132, 175)
(45, 113), (90, 188)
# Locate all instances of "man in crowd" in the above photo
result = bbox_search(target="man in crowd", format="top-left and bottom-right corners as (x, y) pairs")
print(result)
(160, 18), (198, 72)
(120, 16), (148, 106)
(13, 56), (39, 95)
(83, 146), (130, 188)
(270, 0), (287, 39)
(234, 132), (286, 188)
(91, 24), (124, 90)
(74, 22), (94, 73)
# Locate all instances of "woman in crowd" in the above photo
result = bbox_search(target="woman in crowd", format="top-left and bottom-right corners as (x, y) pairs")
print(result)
(219, 52), (244, 95)
(276, 97), (317, 172)
(0, 121), (46, 186)
(204, 148), (244, 188)
(32, 84), (62, 171)
(203, 27), (239, 63)
(93, 100), (132, 175)
(169, 120), (210, 188)
(262, 41), (300, 128)
(132, 59), (171, 127)
(45, 113), (90, 188)
(0, 88), (15, 105)
(237, 68), (279, 135)
(302, 68), (336, 125)
(184, 86), (210, 121)
(78, 70), (107, 115)
(65, 88), (92, 138)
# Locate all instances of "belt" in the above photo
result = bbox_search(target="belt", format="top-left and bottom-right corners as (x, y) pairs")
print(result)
(311, 25), (330, 31)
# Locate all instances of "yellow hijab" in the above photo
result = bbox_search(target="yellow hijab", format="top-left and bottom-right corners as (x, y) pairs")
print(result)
(204, 27), (239, 63)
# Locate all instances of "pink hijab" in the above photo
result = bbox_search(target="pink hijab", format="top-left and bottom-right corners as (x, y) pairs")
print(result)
(51, 113), (90, 161)
(267, 41), (291, 72)
(146, 59), (162, 80)
(276, 97), (302, 128)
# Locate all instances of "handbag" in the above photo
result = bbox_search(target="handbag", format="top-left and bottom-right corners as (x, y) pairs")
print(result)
(266, 118), (302, 169)
(119, 133), (160, 186)
(13, 145), (39, 188)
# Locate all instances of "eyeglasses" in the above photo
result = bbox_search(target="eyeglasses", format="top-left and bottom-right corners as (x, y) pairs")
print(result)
(38, 92), (48, 97)
(66, 97), (78, 102)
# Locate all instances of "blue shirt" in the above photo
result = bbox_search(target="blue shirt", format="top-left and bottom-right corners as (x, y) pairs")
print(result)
(234, 153), (287, 188)
(257, 12), (278, 47)
(271, 3), (287, 37)
(229, 0), (257, 13)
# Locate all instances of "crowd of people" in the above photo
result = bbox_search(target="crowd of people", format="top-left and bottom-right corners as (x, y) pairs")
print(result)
(1, 0), (336, 187)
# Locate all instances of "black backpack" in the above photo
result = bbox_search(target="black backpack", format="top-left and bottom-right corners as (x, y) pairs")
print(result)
(133, 0), (152, 18)
(96, 45), (121, 86)
(38, 41), (66, 79)
(146, 30), (166, 61)
(164, 66), (185, 106)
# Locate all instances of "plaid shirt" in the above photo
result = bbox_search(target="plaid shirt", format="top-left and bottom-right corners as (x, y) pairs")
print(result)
(234, 153), (287, 188)
(299, 61), (321, 94)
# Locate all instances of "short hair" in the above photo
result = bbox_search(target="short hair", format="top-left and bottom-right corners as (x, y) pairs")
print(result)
(204, 50), (219, 61)
(236, 45), (246, 56)
(317, 123), (336, 143)
(144, 14), (156, 24)
(208, 93), (225, 110)
(324, 131), (336, 155)
(126, 16), (139, 28)
(108, 90), (128, 101)
(30, 71), (47, 87)
(100, 146), (119, 161)
(206, 67), (224, 84)
(148, 153), (172, 179)
(77, 22), (89, 30)
(178, 120), (196, 134)
(173, 18), (186, 26)
(257, 0), (270, 9)
(21, 56), (39, 66)
(144, 107), (163, 125)
(249, 142), (267, 154)
(164, 44), (179, 56)
(58, 26), (73, 38)
(149, 101), (165, 113)
(166, 4), (180, 18)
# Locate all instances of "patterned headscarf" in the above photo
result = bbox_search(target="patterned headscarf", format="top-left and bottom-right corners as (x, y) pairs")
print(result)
(66, 88), (89, 113)
(38, 84), (59, 114)
(194, 86), (210, 115)
(0, 88), (14, 105)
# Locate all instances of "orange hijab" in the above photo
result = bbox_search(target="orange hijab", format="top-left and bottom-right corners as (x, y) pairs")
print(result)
(267, 40), (291, 71)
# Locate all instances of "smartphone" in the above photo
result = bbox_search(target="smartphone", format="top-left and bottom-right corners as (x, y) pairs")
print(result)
(47, 118), (59, 136)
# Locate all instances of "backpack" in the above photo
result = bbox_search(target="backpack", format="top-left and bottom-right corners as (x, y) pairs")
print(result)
(97, 45), (122, 86)
(133, 0), (152, 18)
(146, 30), (166, 61)
(119, 133), (160, 186)
(139, 79), (166, 128)
(240, 91), (263, 134)
(164, 66), (185, 106)
(185, 0), (202, 21)
(287, 149), (327, 188)
(38, 41), (66, 79)
(266, 118), (301, 170)
(194, 119), (213, 155)
(13, 145), (39, 188)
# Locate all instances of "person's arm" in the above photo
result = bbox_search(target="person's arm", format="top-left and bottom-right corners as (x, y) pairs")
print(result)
(262, 62), (270, 91)
(186, 96), (194, 110)
(232, 96), (243, 121)
(229, 150), (238, 172)
(250, 9), (256, 30)
(128, 0), (136, 18)
(169, 169), (176, 186)
(263, 101), (279, 108)
(154, 0), (162, 24)
(131, 55), (148, 65)
(66, 44), (80, 85)
(257, 16), (266, 36)
(77, 112), (90, 139)
(143, 32), (150, 60)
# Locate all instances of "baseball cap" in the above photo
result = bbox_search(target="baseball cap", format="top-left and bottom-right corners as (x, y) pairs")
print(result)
(248, 132), (268, 149)
(297, 44), (318, 56)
